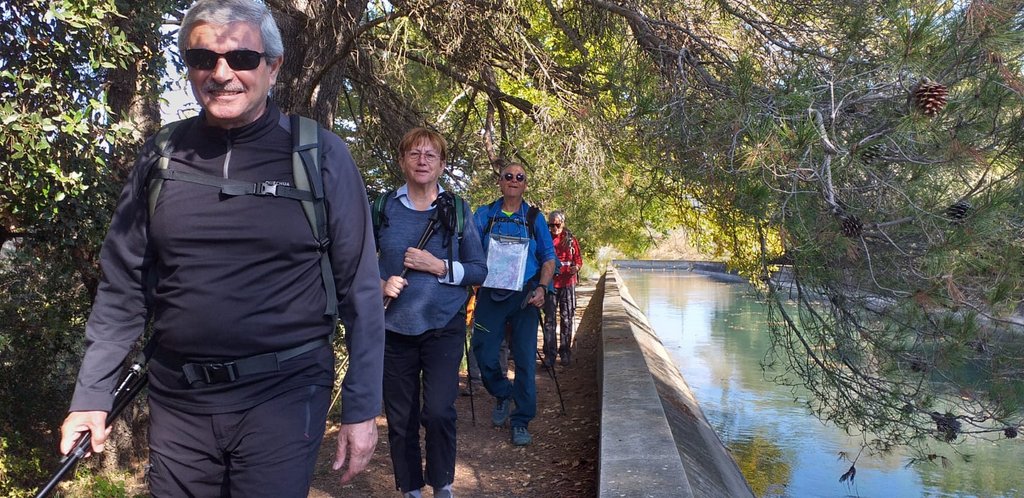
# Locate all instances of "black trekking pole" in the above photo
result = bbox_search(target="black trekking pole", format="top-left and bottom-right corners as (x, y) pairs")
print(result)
(36, 353), (150, 498)
(383, 208), (440, 310)
(464, 332), (476, 424)
(536, 349), (566, 415)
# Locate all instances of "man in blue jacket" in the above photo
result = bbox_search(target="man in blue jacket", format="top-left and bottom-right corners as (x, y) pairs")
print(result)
(471, 162), (556, 446)
(57, 0), (384, 495)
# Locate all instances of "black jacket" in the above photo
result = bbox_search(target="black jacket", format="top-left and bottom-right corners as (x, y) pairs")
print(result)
(70, 102), (384, 423)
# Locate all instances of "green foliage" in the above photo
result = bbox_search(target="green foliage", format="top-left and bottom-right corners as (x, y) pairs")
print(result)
(3, 1), (1022, 490)
(88, 473), (129, 498)
(0, 243), (95, 494)
(0, 0), (140, 242)
(0, 434), (47, 498)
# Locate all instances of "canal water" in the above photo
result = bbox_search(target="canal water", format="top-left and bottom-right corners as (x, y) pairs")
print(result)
(617, 269), (1024, 498)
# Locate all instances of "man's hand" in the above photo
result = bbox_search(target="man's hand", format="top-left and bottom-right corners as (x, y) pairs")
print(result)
(332, 418), (379, 484)
(60, 411), (110, 456)
(528, 286), (546, 308)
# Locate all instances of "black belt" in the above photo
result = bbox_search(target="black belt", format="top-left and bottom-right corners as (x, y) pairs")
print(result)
(181, 337), (330, 386)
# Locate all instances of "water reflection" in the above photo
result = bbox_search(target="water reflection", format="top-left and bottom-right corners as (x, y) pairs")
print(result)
(618, 269), (1024, 498)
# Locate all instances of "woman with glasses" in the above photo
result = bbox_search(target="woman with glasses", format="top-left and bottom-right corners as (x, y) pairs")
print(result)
(470, 162), (556, 447)
(542, 210), (583, 367)
(376, 128), (487, 498)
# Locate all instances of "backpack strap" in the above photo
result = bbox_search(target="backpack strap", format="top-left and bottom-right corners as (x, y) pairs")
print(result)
(147, 118), (193, 218)
(564, 228), (576, 259)
(482, 198), (504, 237)
(526, 205), (540, 235)
(453, 195), (467, 239)
(371, 189), (393, 249)
(144, 115), (337, 317)
(291, 115), (337, 317)
(449, 194), (468, 283)
(483, 200), (540, 241)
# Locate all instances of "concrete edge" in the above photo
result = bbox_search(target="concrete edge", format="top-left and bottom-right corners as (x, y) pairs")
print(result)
(599, 267), (755, 498)
(599, 270), (693, 497)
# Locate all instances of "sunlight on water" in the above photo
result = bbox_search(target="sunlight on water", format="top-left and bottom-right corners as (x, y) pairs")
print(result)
(618, 269), (1024, 498)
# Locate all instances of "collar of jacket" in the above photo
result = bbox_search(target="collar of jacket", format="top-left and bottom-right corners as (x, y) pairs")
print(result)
(195, 98), (281, 145)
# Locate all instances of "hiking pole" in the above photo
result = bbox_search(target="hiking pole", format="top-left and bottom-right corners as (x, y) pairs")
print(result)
(464, 332), (476, 424)
(36, 353), (149, 498)
(536, 349), (566, 415)
(383, 208), (440, 310)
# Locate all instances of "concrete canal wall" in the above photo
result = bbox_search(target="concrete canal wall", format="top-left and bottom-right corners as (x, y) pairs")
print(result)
(598, 266), (753, 498)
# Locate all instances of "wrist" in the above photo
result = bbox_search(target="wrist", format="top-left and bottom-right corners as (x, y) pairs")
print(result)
(437, 260), (448, 278)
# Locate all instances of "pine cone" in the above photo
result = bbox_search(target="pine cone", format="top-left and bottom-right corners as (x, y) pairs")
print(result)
(930, 411), (961, 442)
(945, 200), (971, 222)
(1005, 427), (1019, 439)
(840, 214), (863, 237)
(913, 78), (949, 117)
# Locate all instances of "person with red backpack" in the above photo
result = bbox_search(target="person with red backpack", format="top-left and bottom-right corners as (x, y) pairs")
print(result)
(542, 210), (583, 367)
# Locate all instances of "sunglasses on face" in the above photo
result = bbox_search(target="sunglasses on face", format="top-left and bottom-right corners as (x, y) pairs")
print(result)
(551, 223), (563, 228)
(184, 49), (266, 71)
(502, 172), (526, 182)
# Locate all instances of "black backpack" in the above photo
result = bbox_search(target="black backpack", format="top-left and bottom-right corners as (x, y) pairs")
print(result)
(144, 115), (337, 316)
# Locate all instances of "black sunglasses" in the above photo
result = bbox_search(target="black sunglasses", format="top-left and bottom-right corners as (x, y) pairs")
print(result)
(184, 49), (266, 71)
(502, 172), (526, 182)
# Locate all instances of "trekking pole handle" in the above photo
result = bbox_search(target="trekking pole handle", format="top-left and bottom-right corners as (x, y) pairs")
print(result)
(383, 213), (440, 310)
(35, 362), (147, 498)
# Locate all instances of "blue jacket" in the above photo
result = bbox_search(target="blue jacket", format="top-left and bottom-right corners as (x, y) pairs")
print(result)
(472, 198), (556, 289)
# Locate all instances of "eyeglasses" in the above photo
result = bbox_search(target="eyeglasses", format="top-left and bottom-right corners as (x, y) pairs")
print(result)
(551, 223), (563, 228)
(184, 49), (266, 71)
(502, 172), (526, 182)
(407, 150), (440, 163)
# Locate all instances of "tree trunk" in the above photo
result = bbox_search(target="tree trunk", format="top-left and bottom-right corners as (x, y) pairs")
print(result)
(88, 0), (171, 474)
(270, 0), (368, 126)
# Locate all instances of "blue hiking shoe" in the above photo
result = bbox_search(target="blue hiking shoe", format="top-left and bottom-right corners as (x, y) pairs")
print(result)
(511, 425), (532, 446)
(492, 397), (511, 427)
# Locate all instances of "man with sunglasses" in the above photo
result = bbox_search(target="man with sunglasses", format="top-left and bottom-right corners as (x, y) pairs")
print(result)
(57, 0), (384, 496)
(471, 162), (556, 446)
(541, 210), (583, 367)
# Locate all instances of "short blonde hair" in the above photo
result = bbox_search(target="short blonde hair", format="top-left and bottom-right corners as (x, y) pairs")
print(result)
(398, 128), (447, 162)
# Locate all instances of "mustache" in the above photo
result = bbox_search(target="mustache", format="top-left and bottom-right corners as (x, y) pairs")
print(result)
(203, 83), (245, 93)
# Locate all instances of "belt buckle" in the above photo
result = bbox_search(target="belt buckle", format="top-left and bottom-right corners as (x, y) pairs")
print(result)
(202, 362), (238, 384)
(257, 181), (289, 196)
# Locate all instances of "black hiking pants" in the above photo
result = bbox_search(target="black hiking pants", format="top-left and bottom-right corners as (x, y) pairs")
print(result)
(383, 313), (465, 492)
(148, 384), (330, 497)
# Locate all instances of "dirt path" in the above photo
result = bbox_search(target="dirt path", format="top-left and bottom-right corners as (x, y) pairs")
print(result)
(310, 281), (603, 497)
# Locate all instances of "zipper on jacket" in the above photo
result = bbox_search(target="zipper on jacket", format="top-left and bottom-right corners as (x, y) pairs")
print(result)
(222, 137), (233, 178)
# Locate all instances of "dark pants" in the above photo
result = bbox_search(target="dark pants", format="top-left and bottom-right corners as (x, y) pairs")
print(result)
(542, 286), (576, 363)
(148, 384), (330, 497)
(383, 313), (465, 492)
(472, 287), (539, 428)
